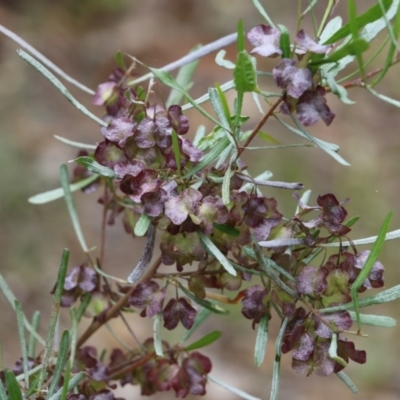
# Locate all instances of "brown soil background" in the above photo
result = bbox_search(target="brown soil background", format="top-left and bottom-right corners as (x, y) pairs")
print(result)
(0, 1), (399, 399)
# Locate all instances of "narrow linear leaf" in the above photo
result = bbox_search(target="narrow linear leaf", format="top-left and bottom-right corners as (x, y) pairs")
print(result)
(328, 333), (347, 367)
(5, 370), (23, 400)
(177, 282), (229, 315)
(153, 314), (164, 357)
(302, 0), (319, 16)
(184, 330), (222, 351)
(60, 164), (89, 252)
(251, 0), (276, 27)
(171, 130), (182, 176)
(134, 212), (152, 237)
(213, 223), (240, 237)
(222, 167), (232, 205)
(323, 0), (393, 44)
(372, 0), (400, 87)
(166, 45), (200, 107)
(27, 311), (40, 358)
(183, 136), (230, 179)
(278, 24), (291, 58)
(0, 272), (45, 346)
(336, 370), (359, 394)
(28, 174), (99, 204)
(351, 212), (392, 330)
(38, 249), (69, 390)
(310, 38), (369, 66)
(237, 19), (245, 52)
(17, 50), (106, 126)
(182, 80), (235, 111)
(198, 231), (237, 276)
(215, 50), (236, 69)
(0, 377), (7, 400)
(48, 371), (86, 400)
(15, 301), (29, 389)
(252, 240), (298, 298)
(180, 307), (212, 343)
(46, 331), (70, 399)
(149, 67), (221, 126)
(208, 374), (261, 400)
(348, 311), (396, 327)
(348, 0), (366, 79)
(368, 87), (400, 108)
(320, 284), (400, 313)
(54, 135), (97, 150)
(72, 156), (115, 178)
(270, 317), (289, 400)
(254, 315), (269, 367)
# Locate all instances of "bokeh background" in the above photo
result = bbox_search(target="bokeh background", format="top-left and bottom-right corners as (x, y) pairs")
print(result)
(0, 1), (399, 399)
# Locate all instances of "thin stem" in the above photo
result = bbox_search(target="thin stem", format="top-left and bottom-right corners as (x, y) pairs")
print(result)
(99, 184), (108, 267)
(76, 255), (162, 348)
(236, 97), (283, 159)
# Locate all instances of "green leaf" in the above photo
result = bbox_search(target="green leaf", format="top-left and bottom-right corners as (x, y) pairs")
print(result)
(198, 231), (237, 276)
(336, 371), (359, 394)
(234, 51), (258, 93)
(237, 19), (245, 52)
(270, 317), (289, 400)
(39, 250), (69, 390)
(323, 0), (393, 44)
(184, 330), (222, 351)
(182, 79), (235, 111)
(183, 136), (230, 179)
(348, 0), (366, 79)
(15, 301), (29, 389)
(28, 311), (41, 358)
(149, 67), (220, 126)
(73, 156), (115, 178)
(251, 240), (298, 298)
(215, 50), (236, 69)
(328, 333), (347, 367)
(28, 174), (99, 204)
(368, 87), (400, 108)
(320, 284), (400, 313)
(0, 376), (7, 400)
(48, 371), (85, 400)
(213, 223), (240, 237)
(310, 38), (369, 66)
(5, 370), (23, 400)
(153, 314), (164, 357)
(115, 50), (126, 70)
(171, 130), (182, 176)
(348, 311), (396, 327)
(17, 50), (107, 127)
(323, 72), (355, 104)
(254, 315), (269, 367)
(351, 212), (392, 331)
(54, 135), (97, 150)
(47, 331), (70, 399)
(166, 45), (200, 107)
(177, 282), (229, 315)
(278, 24), (291, 58)
(222, 167), (232, 206)
(134, 212), (152, 237)
(251, 0), (276, 27)
(302, 0), (319, 16)
(371, 0), (400, 86)
(60, 164), (89, 252)
(274, 115), (350, 166)
(208, 375), (261, 400)
(180, 307), (213, 343)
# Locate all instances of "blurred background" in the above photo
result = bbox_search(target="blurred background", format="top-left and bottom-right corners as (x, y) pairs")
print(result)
(0, 0), (399, 399)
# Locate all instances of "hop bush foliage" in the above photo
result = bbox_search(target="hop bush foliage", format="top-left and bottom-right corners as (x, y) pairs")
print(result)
(1, 1), (400, 399)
